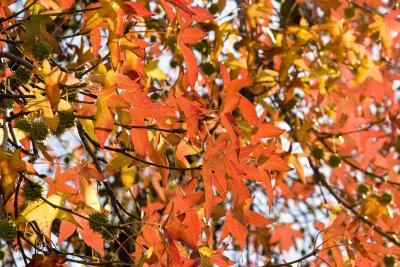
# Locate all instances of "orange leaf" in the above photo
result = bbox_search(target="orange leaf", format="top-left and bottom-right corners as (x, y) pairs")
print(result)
(219, 210), (247, 249)
(177, 27), (207, 44)
(180, 43), (198, 89)
(253, 123), (284, 139)
(264, 156), (293, 172)
(90, 26), (101, 58)
(124, 2), (154, 16)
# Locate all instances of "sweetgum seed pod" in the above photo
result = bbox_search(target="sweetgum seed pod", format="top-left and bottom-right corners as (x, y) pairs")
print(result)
(328, 154), (341, 168)
(55, 111), (76, 136)
(384, 255), (395, 267)
(201, 62), (216, 75)
(22, 181), (44, 202)
(32, 41), (53, 62)
(0, 220), (18, 242)
(311, 146), (324, 160)
(31, 121), (50, 141)
(14, 66), (33, 84)
(378, 192), (394, 205)
(89, 212), (109, 233)
(15, 119), (32, 132)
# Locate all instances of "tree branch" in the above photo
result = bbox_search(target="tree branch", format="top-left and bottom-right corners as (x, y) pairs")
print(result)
(310, 162), (400, 247)
(0, 52), (35, 69)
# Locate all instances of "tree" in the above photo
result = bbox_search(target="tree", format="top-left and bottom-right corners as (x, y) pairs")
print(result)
(0, 0), (399, 266)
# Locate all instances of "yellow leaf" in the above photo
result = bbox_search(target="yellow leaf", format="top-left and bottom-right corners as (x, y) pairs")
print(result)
(120, 166), (136, 189)
(80, 176), (101, 211)
(145, 61), (168, 81)
(25, 89), (73, 132)
(17, 194), (75, 237)
(199, 246), (215, 257)
(0, 149), (35, 204)
(0, 127), (26, 146)
(359, 195), (389, 222)
(354, 57), (382, 85)
(33, 60), (80, 112)
(104, 155), (137, 188)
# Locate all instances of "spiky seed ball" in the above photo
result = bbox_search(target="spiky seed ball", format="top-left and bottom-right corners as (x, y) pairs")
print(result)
(328, 154), (341, 168)
(357, 184), (371, 195)
(89, 212), (109, 233)
(208, 3), (219, 14)
(0, 220), (18, 242)
(55, 111), (75, 136)
(311, 146), (324, 160)
(22, 181), (44, 202)
(384, 255), (395, 267)
(32, 41), (53, 62)
(344, 7), (356, 19)
(170, 58), (178, 68)
(102, 226), (119, 242)
(14, 66), (33, 84)
(15, 119), (32, 132)
(378, 192), (394, 205)
(31, 121), (50, 141)
(201, 62), (216, 76)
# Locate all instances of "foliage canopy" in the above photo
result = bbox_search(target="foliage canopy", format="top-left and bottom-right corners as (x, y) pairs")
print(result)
(0, 0), (399, 266)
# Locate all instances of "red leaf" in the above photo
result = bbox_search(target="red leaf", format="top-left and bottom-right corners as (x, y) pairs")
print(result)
(177, 27), (207, 44)
(165, 0), (195, 15)
(124, 2), (154, 17)
(260, 168), (274, 209)
(264, 156), (293, 172)
(191, 6), (215, 22)
(210, 254), (236, 266)
(253, 123), (284, 139)
(112, 73), (140, 90)
(57, 220), (76, 245)
(239, 97), (258, 126)
(219, 210), (247, 249)
(79, 164), (104, 181)
(130, 120), (149, 157)
(90, 27), (101, 58)
(179, 43), (198, 89)
(220, 113), (239, 147)
(59, 0), (74, 9)
(269, 224), (303, 252)
(73, 213), (105, 257)
(165, 211), (201, 249)
(94, 129), (110, 149)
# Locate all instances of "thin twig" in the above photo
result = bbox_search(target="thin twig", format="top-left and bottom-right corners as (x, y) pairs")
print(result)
(263, 248), (320, 266)
(310, 162), (400, 247)
(83, 130), (202, 171)
(0, 0), (38, 23)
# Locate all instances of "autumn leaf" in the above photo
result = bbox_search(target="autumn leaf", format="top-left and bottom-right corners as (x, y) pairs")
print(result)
(90, 26), (101, 58)
(219, 210), (247, 249)
(179, 43), (198, 89)
(26, 254), (67, 267)
(369, 10), (400, 57)
(57, 208), (105, 256)
(43, 166), (77, 197)
(17, 194), (76, 237)
(270, 224), (304, 252)
(33, 59), (80, 112)
(0, 149), (36, 204)
(177, 27), (207, 44)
